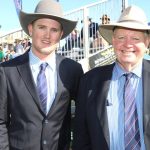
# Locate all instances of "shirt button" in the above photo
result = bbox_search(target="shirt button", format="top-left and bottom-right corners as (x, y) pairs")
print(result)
(43, 140), (47, 145)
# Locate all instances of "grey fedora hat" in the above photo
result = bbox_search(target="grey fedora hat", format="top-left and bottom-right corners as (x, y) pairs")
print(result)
(19, 0), (77, 39)
(99, 5), (150, 44)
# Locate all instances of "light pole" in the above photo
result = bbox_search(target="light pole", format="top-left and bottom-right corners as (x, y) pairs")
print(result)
(122, 0), (128, 12)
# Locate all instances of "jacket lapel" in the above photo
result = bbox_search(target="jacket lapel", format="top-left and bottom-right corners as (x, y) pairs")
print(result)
(17, 52), (41, 109)
(143, 60), (150, 149)
(96, 80), (111, 147)
(96, 64), (114, 148)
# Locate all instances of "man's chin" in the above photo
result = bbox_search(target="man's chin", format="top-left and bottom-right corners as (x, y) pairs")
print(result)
(42, 44), (58, 51)
(41, 49), (55, 55)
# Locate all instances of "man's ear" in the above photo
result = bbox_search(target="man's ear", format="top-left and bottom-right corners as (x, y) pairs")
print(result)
(60, 31), (64, 39)
(145, 36), (150, 48)
(28, 24), (33, 37)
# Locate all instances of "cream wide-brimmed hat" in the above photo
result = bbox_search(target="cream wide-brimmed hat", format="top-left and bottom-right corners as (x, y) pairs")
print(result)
(99, 5), (150, 44)
(19, 0), (77, 39)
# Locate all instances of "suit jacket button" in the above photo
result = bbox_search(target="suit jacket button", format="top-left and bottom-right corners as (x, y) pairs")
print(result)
(43, 140), (47, 145)
(44, 119), (48, 123)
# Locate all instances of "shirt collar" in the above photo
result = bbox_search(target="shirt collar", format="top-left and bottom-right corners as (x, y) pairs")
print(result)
(29, 49), (56, 71)
(114, 61), (143, 79)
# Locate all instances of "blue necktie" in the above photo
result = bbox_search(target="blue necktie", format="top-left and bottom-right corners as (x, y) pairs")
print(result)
(124, 73), (141, 150)
(37, 63), (48, 114)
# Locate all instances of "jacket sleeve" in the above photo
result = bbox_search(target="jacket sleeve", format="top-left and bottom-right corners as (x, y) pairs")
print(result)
(0, 65), (9, 150)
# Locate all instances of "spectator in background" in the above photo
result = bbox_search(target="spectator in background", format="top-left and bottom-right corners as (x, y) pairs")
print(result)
(100, 14), (110, 24)
(80, 18), (99, 48)
(5, 43), (16, 61)
(22, 38), (32, 51)
(144, 48), (150, 60)
(62, 29), (79, 52)
(3, 43), (8, 59)
(14, 38), (24, 56)
(92, 14), (111, 49)
(0, 46), (4, 62)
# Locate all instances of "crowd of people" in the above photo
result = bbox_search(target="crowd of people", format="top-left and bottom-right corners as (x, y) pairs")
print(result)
(0, 38), (31, 63)
(62, 15), (110, 55)
(0, 0), (150, 150)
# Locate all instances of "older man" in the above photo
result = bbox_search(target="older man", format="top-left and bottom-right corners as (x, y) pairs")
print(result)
(73, 5), (150, 150)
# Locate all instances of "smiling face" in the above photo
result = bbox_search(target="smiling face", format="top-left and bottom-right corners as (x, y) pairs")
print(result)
(112, 27), (149, 71)
(28, 18), (63, 60)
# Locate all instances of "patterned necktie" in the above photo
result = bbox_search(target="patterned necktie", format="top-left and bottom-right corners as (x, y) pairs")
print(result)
(37, 63), (48, 114)
(124, 73), (141, 150)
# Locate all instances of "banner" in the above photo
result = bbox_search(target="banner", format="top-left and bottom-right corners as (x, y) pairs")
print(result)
(13, 0), (22, 16)
(89, 46), (115, 68)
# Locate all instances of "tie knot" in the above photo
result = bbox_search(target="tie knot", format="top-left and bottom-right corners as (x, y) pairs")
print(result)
(40, 63), (48, 71)
(124, 73), (133, 80)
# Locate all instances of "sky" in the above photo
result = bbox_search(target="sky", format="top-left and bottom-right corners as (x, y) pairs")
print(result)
(0, 0), (99, 34)
(0, 0), (150, 35)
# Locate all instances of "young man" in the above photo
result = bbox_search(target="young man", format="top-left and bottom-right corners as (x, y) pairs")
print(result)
(73, 5), (150, 150)
(0, 0), (83, 150)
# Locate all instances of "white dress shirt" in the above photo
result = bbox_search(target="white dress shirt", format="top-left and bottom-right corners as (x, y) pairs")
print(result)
(29, 50), (57, 114)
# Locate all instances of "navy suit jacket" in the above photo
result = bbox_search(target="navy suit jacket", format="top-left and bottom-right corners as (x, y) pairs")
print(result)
(0, 50), (83, 150)
(73, 60), (150, 150)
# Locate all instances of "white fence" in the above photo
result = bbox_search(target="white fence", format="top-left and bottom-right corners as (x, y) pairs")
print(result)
(57, 0), (123, 62)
